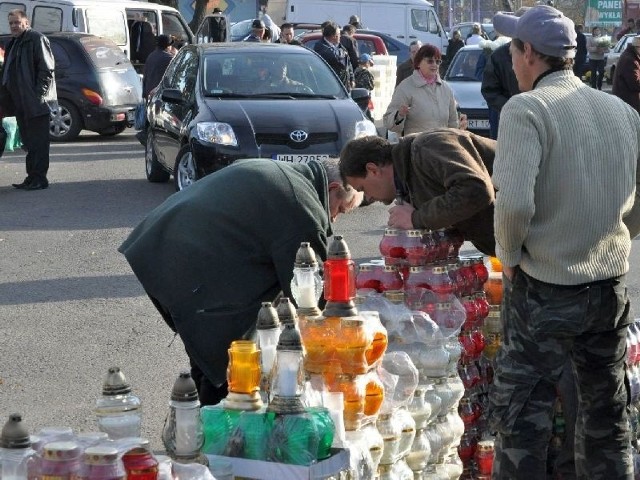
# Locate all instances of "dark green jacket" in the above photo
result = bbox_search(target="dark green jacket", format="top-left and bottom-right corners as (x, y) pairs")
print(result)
(119, 159), (332, 385)
(393, 128), (497, 255)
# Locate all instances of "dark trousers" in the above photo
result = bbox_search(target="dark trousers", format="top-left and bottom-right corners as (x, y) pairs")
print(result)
(490, 268), (632, 480)
(15, 112), (50, 182)
(147, 293), (229, 406)
(589, 59), (606, 90)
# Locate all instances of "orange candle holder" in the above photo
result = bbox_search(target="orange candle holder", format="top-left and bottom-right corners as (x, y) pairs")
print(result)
(227, 340), (261, 394)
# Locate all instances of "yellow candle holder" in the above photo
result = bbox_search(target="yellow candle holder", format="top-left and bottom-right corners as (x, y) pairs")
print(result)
(227, 340), (261, 394)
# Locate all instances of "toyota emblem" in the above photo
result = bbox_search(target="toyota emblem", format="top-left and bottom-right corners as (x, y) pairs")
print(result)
(289, 130), (308, 143)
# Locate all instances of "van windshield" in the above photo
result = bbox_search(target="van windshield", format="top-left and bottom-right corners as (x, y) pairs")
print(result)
(85, 7), (127, 46)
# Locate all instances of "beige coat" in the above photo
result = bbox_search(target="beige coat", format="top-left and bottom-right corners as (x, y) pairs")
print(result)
(384, 70), (458, 135)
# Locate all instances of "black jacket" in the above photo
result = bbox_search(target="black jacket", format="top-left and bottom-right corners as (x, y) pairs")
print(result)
(480, 42), (519, 113)
(340, 34), (359, 70)
(0, 28), (56, 118)
(119, 159), (332, 386)
(396, 58), (414, 86)
(142, 49), (174, 97)
(314, 38), (354, 90)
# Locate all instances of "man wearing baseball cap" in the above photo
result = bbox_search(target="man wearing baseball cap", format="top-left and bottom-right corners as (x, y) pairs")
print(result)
(243, 19), (265, 42)
(489, 5), (640, 479)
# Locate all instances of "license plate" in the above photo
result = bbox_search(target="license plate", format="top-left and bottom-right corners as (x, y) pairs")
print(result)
(126, 110), (135, 122)
(468, 119), (490, 129)
(272, 154), (330, 163)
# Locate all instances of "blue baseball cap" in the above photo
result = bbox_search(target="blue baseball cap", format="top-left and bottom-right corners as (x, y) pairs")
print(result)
(493, 5), (577, 58)
(359, 53), (374, 64)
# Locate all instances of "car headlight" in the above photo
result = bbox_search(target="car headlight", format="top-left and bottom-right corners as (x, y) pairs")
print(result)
(355, 119), (377, 138)
(196, 122), (238, 146)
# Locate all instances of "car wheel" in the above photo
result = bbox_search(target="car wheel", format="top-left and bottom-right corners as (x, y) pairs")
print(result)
(50, 99), (83, 142)
(98, 124), (127, 136)
(173, 144), (198, 191)
(145, 130), (170, 183)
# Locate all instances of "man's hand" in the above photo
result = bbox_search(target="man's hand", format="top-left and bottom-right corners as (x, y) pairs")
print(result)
(388, 203), (415, 229)
(503, 265), (515, 281)
(459, 113), (468, 130)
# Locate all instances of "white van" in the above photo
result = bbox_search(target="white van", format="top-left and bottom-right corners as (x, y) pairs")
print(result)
(0, 0), (193, 68)
(284, 0), (448, 52)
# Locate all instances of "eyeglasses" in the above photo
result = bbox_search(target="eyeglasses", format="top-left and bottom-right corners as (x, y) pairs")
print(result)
(424, 58), (442, 65)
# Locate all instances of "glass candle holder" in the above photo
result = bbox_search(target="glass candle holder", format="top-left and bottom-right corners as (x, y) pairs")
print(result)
(227, 340), (261, 394)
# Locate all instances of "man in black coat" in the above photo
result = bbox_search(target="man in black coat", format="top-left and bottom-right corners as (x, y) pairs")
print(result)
(612, 36), (640, 113)
(1, 9), (56, 190)
(314, 21), (354, 91)
(574, 23), (588, 78)
(340, 24), (359, 71)
(395, 40), (422, 86)
(119, 158), (361, 405)
(142, 34), (175, 98)
(481, 42), (520, 139)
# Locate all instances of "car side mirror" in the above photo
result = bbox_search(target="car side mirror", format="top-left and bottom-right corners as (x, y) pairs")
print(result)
(161, 88), (185, 104)
(350, 87), (370, 110)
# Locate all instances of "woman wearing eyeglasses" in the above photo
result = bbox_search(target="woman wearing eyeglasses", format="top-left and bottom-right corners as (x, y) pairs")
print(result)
(384, 44), (465, 136)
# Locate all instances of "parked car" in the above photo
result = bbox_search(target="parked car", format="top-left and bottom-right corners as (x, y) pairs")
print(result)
(299, 31), (389, 57)
(144, 43), (376, 190)
(46, 32), (142, 141)
(606, 33), (636, 83)
(448, 22), (496, 42)
(356, 29), (411, 64)
(443, 45), (490, 136)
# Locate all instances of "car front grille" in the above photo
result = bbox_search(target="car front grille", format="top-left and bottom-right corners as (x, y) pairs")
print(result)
(255, 132), (338, 149)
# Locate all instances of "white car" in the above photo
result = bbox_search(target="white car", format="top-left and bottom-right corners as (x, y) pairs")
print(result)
(606, 33), (637, 83)
(443, 45), (490, 136)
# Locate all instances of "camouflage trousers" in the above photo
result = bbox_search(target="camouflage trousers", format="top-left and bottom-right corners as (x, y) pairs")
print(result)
(488, 267), (633, 480)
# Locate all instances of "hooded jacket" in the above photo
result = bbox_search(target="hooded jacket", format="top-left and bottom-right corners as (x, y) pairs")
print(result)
(392, 128), (497, 255)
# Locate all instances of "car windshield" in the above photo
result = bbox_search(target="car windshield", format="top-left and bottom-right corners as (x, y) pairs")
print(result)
(445, 49), (482, 81)
(201, 51), (347, 98)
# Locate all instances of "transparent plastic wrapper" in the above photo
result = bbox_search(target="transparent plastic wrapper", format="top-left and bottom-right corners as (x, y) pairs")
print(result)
(156, 455), (173, 480)
(305, 407), (335, 460)
(322, 373), (366, 431)
(172, 460), (216, 480)
(225, 410), (275, 460)
(0, 445), (38, 480)
(360, 311), (388, 369)
(201, 406), (241, 456)
(266, 413), (319, 465)
(345, 430), (375, 480)
(430, 296), (466, 339)
(321, 391), (347, 448)
(393, 407), (416, 459)
(379, 351), (419, 409)
(35, 427), (74, 452)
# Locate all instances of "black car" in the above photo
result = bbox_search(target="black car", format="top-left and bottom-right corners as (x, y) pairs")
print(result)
(47, 33), (142, 141)
(144, 43), (376, 190)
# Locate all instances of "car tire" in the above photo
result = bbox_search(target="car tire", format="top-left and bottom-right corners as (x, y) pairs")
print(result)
(98, 124), (127, 136)
(50, 99), (83, 142)
(173, 144), (198, 191)
(145, 130), (170, 183)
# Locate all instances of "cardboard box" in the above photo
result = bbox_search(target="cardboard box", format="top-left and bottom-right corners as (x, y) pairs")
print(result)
(207, 448), (350, 480)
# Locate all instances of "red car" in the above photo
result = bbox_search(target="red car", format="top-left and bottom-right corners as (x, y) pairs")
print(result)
(299, 32), (389, 57)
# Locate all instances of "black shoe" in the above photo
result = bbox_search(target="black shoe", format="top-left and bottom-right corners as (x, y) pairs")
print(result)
(12, 177), (32, 189)
(23, 180), (48, 191)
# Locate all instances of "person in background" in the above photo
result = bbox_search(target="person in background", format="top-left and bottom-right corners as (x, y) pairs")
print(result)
(396, 40), (422, 86)
(617, 17), (637, 40)
(612, 35), (640, 113)
(384, 44), (464, 136)
(142, 34), (175, 98)
(441, 30), (464, 74)
(340, 24), (359, 71)
(338, 130), (497, 256)
(354, 53), (375, 90)
(260, 12), (280, 42)
(262, 26), (272, 43)
(0, 9), (56, 190)
(573, 24), (587, 78)
(277, 23), (302, 45)
(313, 22), (354, 91)
(466, 23), (484, 45)
(587, 25), (609, 90)
(490, 6), (640, 478)
(119, 158), (362, 405)
(348, 14), (362, 29)
(243, 19), (265, 42)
